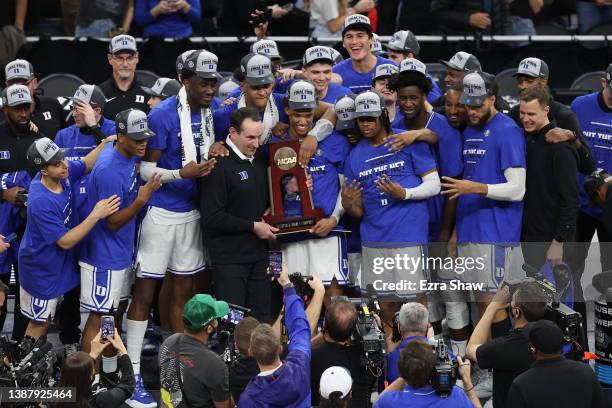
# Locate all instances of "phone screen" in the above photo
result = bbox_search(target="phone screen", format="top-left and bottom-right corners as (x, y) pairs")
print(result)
(101, 315), (115, 341)
(221, 308), (245, 325)
(268, 251), (282, 276)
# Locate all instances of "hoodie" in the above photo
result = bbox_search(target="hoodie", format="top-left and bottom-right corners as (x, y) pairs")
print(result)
(238, 286), (311, 408)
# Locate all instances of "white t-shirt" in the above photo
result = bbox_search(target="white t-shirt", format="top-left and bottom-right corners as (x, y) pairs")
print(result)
(310, 0), (340, 25)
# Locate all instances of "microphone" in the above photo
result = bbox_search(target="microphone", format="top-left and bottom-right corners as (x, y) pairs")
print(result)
(17, 342), (52, 371)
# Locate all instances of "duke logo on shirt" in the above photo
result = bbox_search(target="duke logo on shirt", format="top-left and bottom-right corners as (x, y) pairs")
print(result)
(0, 151), (10, 160)
(239, 171), (249, 181)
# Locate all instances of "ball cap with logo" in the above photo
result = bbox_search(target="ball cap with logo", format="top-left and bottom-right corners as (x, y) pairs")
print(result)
(329, 48), (344, 65)
(512, 57), (549, 79)
(320, 366), (353, 399)
(240, 53), (276, 86)
(251, 39), (282, 60)
(27, 137), (70, 168)
(523, 320), (564, 354)
(335, 94), (357, 131)
(303, 46), (334, 67)
(109, 34), (137, 54)
(141, 78), (181, 98)
(182, 294), (229, 331)
(115, 109), (156, 140)
(399, 58), (427, 77)
(5, 59), (35, 82)
(459, 72), (495, 107)
(354, 91), (385, 118)
(386, 30), (420, 56)
(342, 14), (372, 37)
(216, 76), (240, 100)
(440, 51), (482, 72)
(185, 50), (222, 80)
(607, 63), (612, 89)
(3, 84), (32, 107)
(176, 49), (197, 75)
(287, 80), (317, 110)
(69, 84), (106, 108)
(371, 34), (383, 56)
(373, 64), (399, 81)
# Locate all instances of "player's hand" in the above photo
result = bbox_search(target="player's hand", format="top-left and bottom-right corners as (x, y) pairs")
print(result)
(0, 235), (9, 254)
(375, 174), (406, 200)
(469, 12), (491, 29)
(173, 0), (191, 13)
(107, 329), (128, 355)
(179, 159), (217, 178)
(153, 0), (175, 14)
(384, 131), (419, 153)
(137, 173), (163, 202)
(253, 221), (279, 240)
(305, 172), (314, 191)
(272, 122), (289, 137)
(307, 275), (325, 293)
(299, 135), (318, 167)
(2, 186), (25, 206)
(103, 135), (117, 144)
(441, 176), (486, 200)
(209, 141), (229, 157)
(457, 356), (474, 386)
(546, 239), (564, 266)
(221, 97), (238, 107)
(74, 101), (97, 127)
(277, 68), (302, 83)
(545, 128), (575, 144)
(89, 330), (111, 360)
(91, 195), (121, 219)
(309, 217), (337, 237)
(29, 121), (39, 133)
(341, 179), (363, 209)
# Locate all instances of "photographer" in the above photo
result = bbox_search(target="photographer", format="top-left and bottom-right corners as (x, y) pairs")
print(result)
(229, 316), (261, 402)
(319, 366), (353, 408)
(310, 298), (376, 408)
(507, 320), (605, 408)
(159, 294), (230, 408)
(239, 266), (311, 408)
(55, 330), (135, 408)
(466, 282), (547, 408)
(375, 339), (480, 407)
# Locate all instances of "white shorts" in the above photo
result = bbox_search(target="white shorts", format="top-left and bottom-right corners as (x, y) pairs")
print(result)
(456, 243), (519, 292)
(135, 209), (206, 279)
(79, 262), (132, 313)
(281, 234), (349, 285)
(20, 287), (59, 322)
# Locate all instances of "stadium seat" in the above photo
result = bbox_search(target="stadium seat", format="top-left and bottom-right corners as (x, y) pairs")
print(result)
(582, 24), (612, 52)
(495, 68), (519, 107)
(136, 70), (160, 88)
(571, 71), (605, 92)
(535, 22), (571, 35)
(425, 63), (446, 89)
(37, 73), (86, 98)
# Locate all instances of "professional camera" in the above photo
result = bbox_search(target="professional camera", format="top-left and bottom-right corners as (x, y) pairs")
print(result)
(289, 272), (314, 302)
(352, 285), (386, 373)
(210, 304), (251, 364)
(431, 340), (458, 397)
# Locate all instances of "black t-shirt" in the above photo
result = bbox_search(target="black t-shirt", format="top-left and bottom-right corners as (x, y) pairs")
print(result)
(0, 122), (42, 176)
(310, 341), (374, 408)
(229, 356), (259, 403)
(507, 356), (605, 408)
(32, 95), (64, 140)
(98, 76), (149, 123)
(475, 328), (534, 408)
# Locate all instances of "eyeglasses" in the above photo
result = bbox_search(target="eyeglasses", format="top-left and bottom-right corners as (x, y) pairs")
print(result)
(112, 55), (136, 64)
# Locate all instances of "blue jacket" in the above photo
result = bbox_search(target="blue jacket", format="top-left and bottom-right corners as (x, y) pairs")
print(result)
(135, 0), (201, 39)
(238, 286), (311, 408)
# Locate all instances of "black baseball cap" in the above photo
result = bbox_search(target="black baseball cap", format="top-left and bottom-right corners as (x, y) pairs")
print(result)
(523, 320), (563, 354)
(440, 51), (482, 72)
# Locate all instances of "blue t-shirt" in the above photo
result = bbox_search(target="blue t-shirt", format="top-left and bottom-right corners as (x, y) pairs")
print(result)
(374, 385), (474, 408)
(54, 119), (116, 221)
(18, 160), (85, 299)
(333, 56), (398, 94)
(571, 92), (612, 219)
(393, 112), (463, 241)
(0, 170), (31, 273)
(321, 83), (352, 103)
(147, 96), (206, 212)
(213, 93), (288, 141)
(80, 147), (139, 270)
(386, 335), (428, 384)
(426, 74), (443, 104)
(343, 131), (437, 246)
(456, 113), (526, 244)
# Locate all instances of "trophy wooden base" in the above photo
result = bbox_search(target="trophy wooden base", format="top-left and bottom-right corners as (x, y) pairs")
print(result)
(265, 208), (325, 235)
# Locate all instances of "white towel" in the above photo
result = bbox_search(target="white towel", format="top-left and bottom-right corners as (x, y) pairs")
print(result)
(237, 93), (279, 145)
(177, 87), (214, 166)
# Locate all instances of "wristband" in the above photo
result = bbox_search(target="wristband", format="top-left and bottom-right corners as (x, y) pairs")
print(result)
(172, 169), (183, 180)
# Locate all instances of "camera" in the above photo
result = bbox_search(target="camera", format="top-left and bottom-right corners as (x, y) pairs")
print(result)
(352, 285), (386, 372)
(431, 340), (457, 397)
(289, 272), (314, 302)
(211, 304), (251, 364)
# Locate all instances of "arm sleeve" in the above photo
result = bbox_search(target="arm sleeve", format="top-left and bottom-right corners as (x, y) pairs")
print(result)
(404, 171), (441, 200)
(134, 0), (156, 27)
(184, 0), (201, 23)
(430, 0), (472, 29)
(140, 161), (181, 182)
(485, 167), (526, 202)
(331, 175), (346, 222)
(284, 286), (311, 359)
(213, 107), (232, 142)
(201, 164), (254, 233)
(553, 146), (580, 241)
(93, 355), (136, 407)
(309, 119), (334, 143)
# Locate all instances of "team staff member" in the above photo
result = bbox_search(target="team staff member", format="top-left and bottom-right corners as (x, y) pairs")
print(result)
(141, 77), (181, 110)
(79, 109), (161, 403)
(126, 50), (218, 407)
(4, 59), (64, 139)
(19, 136), (118, 341)
(202, 107), (276, 321)
(99, 34), (149, 121)
(519, 85), (579, 269)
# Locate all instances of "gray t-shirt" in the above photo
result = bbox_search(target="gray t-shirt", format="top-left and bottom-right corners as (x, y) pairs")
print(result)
(160, 333), (230, 408)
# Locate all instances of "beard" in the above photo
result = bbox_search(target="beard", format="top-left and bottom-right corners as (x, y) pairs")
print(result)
(469, 108), (492, 130)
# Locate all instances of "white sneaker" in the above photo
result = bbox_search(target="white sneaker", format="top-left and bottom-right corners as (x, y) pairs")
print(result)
(473, 370), (493, 399)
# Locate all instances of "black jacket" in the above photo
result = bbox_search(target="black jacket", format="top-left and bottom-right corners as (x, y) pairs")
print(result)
(0, 121), (42, 176)
(522, 123), (580, 242)
(510, 99), (596, 175)
(431, 0), (511, 35)
(98, 75), (149, 122)
(31, 95), (64, 140)
(201, 146), (269, 264)
(89, 354), (135, 408)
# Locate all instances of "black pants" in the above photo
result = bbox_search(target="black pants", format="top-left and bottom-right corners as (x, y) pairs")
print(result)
(521, 241), (552, 274)
(0, 266), (28, 341)
(212, 259), (271, 323)
(56, 285), (81, 344)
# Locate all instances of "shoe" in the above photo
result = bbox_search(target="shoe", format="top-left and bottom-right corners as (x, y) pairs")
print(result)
(473, 370), (493, 399)
(125, 374), (157, 408)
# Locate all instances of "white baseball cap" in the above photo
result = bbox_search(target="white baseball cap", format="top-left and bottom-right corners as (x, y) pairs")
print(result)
(399, 58), (427, 77)
(3, 84), (32, 107)
(373, 64), (399, 81)
(141, 78), (181, 98)
(287, 80), (317, 110)
(251, 39), (281, 60)
(185, 50), (222, 80)
(319, 366), (352, 400)
(303, 46), (334, 67)
(387, 30), (420, 55)
(216, 76), (240, 100)
(371, 34), (383, 56)
(513, 57), (549, 79)
(69, 84), (106, 108)
(5, 59), (34, 82)
(109, 34), (137, 54)
(460, 72), (494, 107)
(354, 91), (385, 118)
(342, 14), (372, 36)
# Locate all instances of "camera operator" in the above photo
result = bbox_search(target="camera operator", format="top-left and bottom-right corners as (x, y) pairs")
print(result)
(466, 282), (547, 408)
(55, 329), (135, 408)
(238, 265), (311, 408)
(319, 366), (353, 408)
(159, 294), (230, 408)
(507, 320), (605, 408)
(310, 298), (376, 408)
(375, 339), (480, 408)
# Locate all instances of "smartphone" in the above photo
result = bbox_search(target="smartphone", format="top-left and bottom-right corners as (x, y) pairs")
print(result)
(3, 233), (17, 243)
(101, 315), (115, 342)
(251, 8), (273, 27)
(268, 251), (283, 276)
(220, 307), (245, 326)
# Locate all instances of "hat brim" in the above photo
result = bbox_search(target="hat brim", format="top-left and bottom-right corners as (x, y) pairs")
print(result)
(126, 129), (156, 141)
(6, 100), (32, 108)
(439, 60), (462, 71)
(68, 96), (99, 107)
(342, 23), (373, 37)
(288, 101), (317, 110)
(195, 71), (223, 80)
(336, 120), (354, 131)
(140, 86), (160, 97)
(304, 58), (334, 67)
(111, 48), (137, 55)
(354, 110), (382, 118)
(46, 148), (70, 165)
(512, 71), (539, 78)
(245, 75), (276, 86)
(459, 93), (486, 107)
(6, 74), (34, 83)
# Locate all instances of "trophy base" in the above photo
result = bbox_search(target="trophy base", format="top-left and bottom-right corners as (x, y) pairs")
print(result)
(265, 210), (324, 235)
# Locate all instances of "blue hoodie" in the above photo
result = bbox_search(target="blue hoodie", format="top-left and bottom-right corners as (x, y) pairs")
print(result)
(238, 286), (311, 408)
(135, 0), (201, 39)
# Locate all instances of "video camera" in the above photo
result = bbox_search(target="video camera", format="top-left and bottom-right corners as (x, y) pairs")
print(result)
(289, 272), (314, 302)
(431, 340), (458, 397)
(211, 304), (251, 364)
